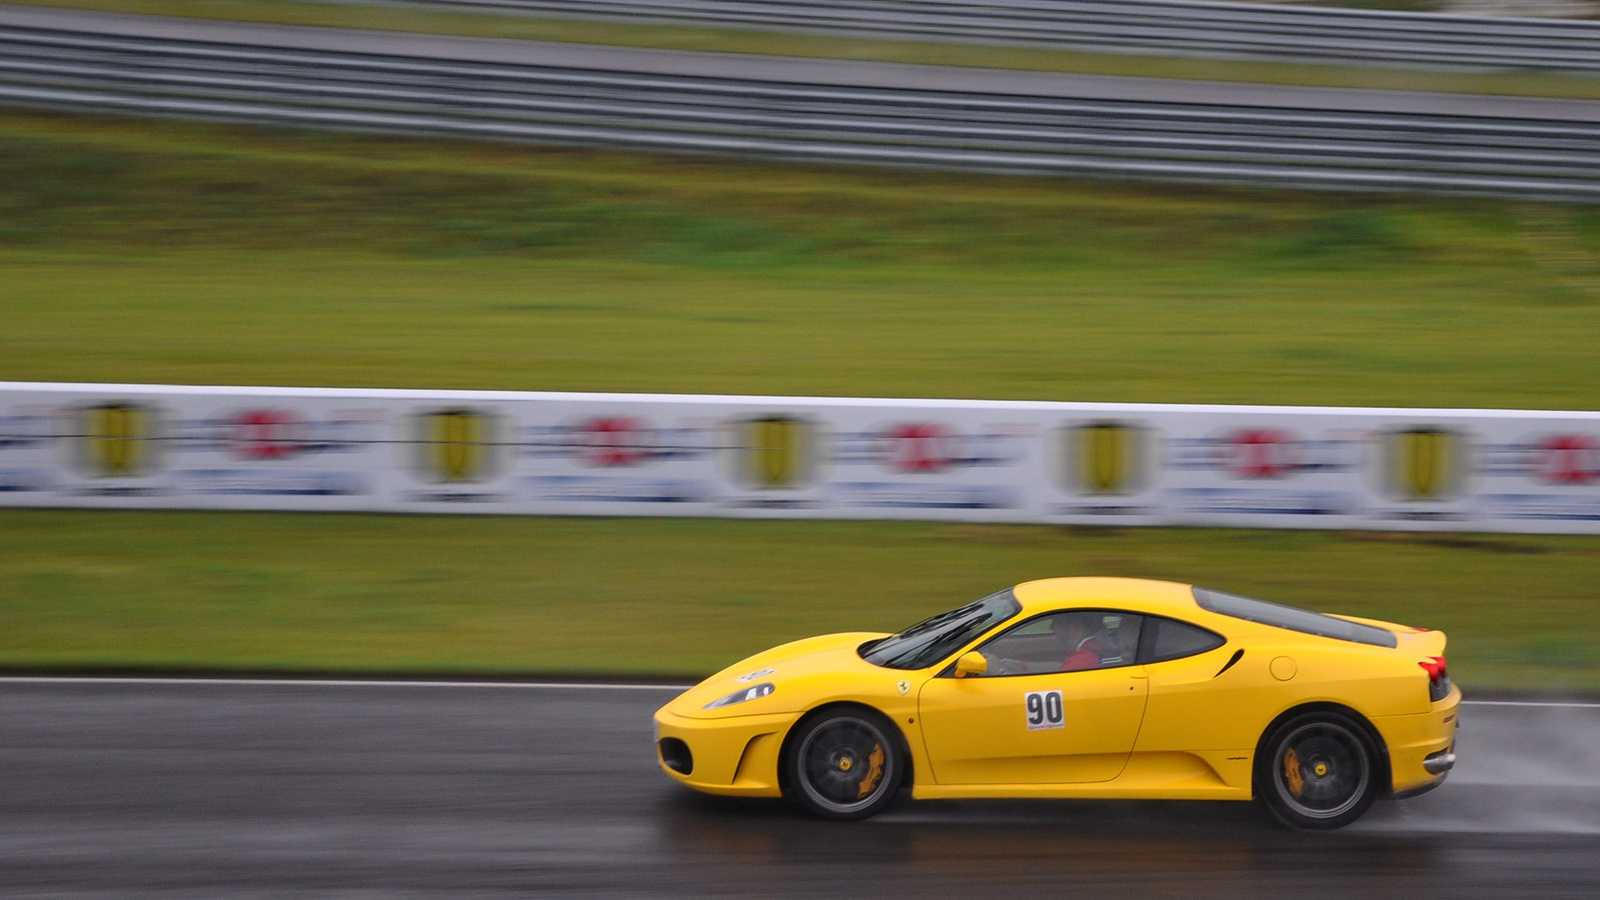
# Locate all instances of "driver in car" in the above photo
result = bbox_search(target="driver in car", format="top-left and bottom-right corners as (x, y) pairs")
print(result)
(982, 614), (1112, 675)
(1055, 616), (1107, 671)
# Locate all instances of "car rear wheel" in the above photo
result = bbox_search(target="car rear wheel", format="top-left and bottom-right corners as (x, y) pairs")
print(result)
(785, 708), (901, 820)
(1258, 712), (1380, 830)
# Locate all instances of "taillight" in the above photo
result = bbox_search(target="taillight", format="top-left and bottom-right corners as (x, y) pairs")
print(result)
(1419, 656), (1450, 701)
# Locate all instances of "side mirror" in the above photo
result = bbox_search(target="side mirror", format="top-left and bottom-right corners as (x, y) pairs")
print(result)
(954, 652), (988, 679)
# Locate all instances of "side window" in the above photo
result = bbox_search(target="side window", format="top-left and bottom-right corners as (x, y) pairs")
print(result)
(1144, 617), (1226, 663)
(971, 610), (1143, 676)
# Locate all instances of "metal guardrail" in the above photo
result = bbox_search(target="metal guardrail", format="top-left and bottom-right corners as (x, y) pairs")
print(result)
(2, 14), (1600, 200)
(364, 0), (1600, 72)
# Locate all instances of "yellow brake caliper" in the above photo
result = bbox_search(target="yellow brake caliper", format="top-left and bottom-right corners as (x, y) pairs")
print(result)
(1284, 748), (1305, 798)
(855, 744), (886, 798)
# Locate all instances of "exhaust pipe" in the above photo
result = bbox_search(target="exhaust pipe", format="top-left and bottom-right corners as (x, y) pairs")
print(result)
(1423, 748), (1456, 775)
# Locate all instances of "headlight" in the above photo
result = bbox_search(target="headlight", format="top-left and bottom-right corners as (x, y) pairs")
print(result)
(702, 682), (775, 709)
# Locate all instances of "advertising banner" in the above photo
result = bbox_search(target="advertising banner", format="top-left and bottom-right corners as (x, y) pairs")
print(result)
(3, 382), (1598, 533)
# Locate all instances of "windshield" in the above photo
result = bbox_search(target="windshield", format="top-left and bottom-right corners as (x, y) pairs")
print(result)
(861, 588), (1022, 670)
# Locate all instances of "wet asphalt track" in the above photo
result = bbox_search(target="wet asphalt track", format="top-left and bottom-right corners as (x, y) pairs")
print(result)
(2, 679), (1597, 899)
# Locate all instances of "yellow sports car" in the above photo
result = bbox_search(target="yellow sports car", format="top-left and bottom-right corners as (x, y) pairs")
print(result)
(654, 577), (1459, 829)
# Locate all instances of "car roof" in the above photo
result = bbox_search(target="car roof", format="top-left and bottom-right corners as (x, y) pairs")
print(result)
(1012, 577), (1200, 617)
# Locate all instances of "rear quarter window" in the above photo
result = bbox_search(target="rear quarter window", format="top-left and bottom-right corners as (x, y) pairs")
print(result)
(1192, 587), (1397, 649)
(1144, 617), (1226, 663)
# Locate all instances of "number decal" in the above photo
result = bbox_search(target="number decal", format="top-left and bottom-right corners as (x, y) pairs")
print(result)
(1024, 690), (1064, 731)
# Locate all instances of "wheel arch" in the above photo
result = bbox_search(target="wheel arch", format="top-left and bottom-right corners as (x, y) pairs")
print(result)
(1252, 701), (1391, 799)
(776, 700), (915, 796)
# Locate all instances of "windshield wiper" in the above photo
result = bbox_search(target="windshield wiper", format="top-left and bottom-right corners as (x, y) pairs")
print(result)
(878, 613), (986, 667)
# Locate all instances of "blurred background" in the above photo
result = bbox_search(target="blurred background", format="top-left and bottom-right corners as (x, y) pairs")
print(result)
(4, 0), (1599, 688)
(1, 1), (1599, 895)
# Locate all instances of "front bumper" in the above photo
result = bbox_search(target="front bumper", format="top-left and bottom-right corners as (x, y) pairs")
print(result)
(653, 707), (795, 798)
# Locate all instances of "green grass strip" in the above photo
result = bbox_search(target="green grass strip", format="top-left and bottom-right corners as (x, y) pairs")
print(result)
(3, 509), (1596, 691)
(4, 111), (1600, 408)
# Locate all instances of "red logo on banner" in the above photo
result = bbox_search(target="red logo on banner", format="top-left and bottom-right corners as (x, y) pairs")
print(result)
(230, 410), (303, 459)
(1228, 429), (1298, 479)
(1538, 435), (1598, 485)
(578, 417), (649, 467)
(887, 424), (953, 472)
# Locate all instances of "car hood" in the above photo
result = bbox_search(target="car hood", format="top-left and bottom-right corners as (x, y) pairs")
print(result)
(661, 631), (892, 719)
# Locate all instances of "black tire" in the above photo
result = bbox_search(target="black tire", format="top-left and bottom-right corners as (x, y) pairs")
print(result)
(1257, 712), (1381, 830)
(783, 708), (901, 820)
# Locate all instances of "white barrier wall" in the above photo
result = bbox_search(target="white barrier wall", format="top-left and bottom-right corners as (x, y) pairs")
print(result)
(2, 382), (1599, 533)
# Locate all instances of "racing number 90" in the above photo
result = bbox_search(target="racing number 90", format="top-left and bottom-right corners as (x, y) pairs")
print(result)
(1025, 690), (1065, 731)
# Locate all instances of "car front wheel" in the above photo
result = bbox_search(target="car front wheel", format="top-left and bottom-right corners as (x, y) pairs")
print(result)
(1257, 712), (1380, 830)
(784, 708), (901, 820)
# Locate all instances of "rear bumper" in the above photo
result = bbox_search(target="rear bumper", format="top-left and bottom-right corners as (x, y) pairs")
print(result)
(653, 707), (794, 798)
(1388, 747), (1455, 800)
(1373, 683), (1461, 797)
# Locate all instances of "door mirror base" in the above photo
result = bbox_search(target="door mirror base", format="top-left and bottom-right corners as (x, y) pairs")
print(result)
(954, 652), (989, 679)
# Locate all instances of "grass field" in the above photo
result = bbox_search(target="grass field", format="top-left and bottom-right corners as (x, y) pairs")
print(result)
(2, 110), (1599, 690)
(5, 111), (1600, 406)
(10, 0), (1600, 100)
(4, 510), (1598, 691)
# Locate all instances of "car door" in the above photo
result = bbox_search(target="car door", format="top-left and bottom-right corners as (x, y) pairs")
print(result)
(917, 610), (1150, 785)
(1129, 615), (1252, 754)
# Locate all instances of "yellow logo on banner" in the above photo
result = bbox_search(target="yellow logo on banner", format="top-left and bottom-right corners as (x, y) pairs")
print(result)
(744, 416), (806, 489)
(421, 409), (491, 483)
(1393, 428), (1456, 500)
(1075, 422), (1140, 495)
(83, 403), (151, 477)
